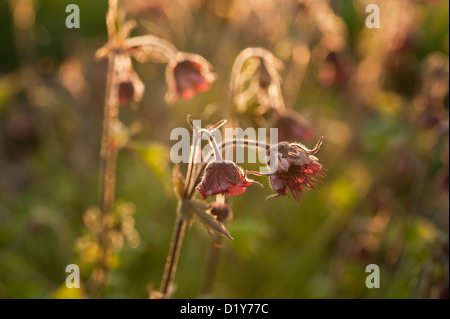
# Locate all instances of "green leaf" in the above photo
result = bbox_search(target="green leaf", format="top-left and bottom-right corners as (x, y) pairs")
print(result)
(177, 200), (194, 223)
(184, 200), (233, 240)
(172, 165), (185, 199)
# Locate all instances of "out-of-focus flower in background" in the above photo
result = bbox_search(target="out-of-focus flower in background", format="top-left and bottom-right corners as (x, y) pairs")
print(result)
(165, 53), (216, 103)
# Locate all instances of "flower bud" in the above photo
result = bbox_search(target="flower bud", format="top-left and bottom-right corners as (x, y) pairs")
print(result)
(210, 202), (232, 223)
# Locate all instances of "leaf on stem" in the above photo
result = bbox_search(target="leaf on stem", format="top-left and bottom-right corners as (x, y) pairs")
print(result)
(183, 200), (234, 240)
(172, 165), (185, 199)
(177, 200), (194, 223)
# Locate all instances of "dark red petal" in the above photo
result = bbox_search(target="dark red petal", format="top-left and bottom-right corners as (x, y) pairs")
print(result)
(197, 162), (256, 199)
(180, 88), (197, 99)
(118, 81), (135, 105)
(191, 61), (203, 70)
(269, 175), (287, 196)
(227, 185), (249, 196)
(194, 81), (211, 92)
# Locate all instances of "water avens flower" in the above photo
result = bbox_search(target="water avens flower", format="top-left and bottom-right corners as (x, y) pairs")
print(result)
(165, 53), (216, 103)
(273, 110), (313, 142)
(115, 55), (145, 105)
(197, 160), (261, 200)
(250, 137), (325, 201)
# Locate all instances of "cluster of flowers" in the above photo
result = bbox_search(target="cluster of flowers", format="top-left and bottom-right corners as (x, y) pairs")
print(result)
(195, 123), (325, 203)
(95, 0), (327, 299)
(95, 3), (326, 204)
(96, 0), (215, 106)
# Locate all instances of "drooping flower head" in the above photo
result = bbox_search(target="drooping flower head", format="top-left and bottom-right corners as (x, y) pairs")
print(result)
(251, 137), (325, 201)
(273, 110), (313, 142)
(230, 47), (285, 112)
(165, 53), (216, 103)
(94, 1), (149, 107)
(115, 54), (145, 105)
(197, 160), (261, 200)
(96, 1), (215, 106)
(188, 116), (260, 200)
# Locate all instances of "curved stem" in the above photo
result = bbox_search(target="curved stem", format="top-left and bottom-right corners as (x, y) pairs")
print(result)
(220, 138), (271, 151)
(230, 47), (285, 112)
(205, 138), (271, 164)
(199, 129), (223, 162)
(183, 141), (199, 198)
(123, 35), (179, 62)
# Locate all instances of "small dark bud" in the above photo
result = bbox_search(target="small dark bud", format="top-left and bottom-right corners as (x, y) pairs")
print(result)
(210, 202), (232, 222)
(118, 81), (135, 105)
(258, 58), (272, 90)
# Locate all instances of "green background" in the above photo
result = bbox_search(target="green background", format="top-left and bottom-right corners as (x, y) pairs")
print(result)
(0, 0), (448, 298)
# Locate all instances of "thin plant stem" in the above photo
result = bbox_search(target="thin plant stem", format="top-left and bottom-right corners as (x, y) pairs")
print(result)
(160, 127), (201, 298)
(201, 193), (227, 297)
(183, 144), (197, 198)
(99, 57), (119, 229)
(201, 238), (223, 297)
(184, 131), (201, 198)
(199, 129), (223, 162)
(160, 215), (186, 298)
(89, 49), (119, 299)
(161, 138), (271, 298)
(204, 138), (271, 165)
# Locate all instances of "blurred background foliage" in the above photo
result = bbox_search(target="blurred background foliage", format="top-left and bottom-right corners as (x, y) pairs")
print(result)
(0, 0), (448, 298)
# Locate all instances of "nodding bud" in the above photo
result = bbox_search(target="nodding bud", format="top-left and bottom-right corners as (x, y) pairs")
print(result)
(165, 53), (215, 103)
(118, 81), (135, 105)
(174, 60), (210, 98)
(258, 58), (272, 90)
(197, 160), (262, 199)
(115, 55), (145, 105)
(210, 202), (232, 222)
(318, 51), (353, 87)
(274, 111), (313, 142)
